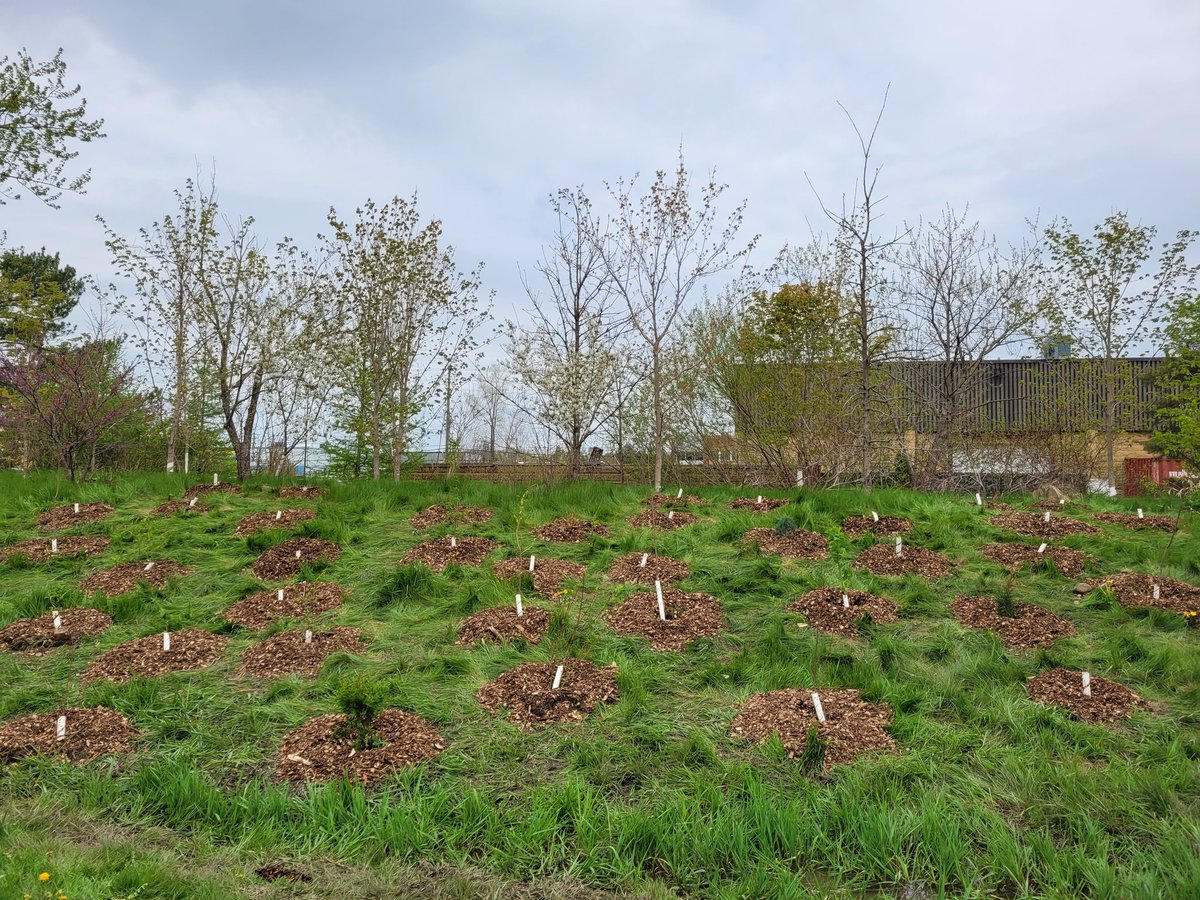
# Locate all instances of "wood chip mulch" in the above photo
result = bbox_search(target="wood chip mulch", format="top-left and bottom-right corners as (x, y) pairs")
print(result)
(255, 864), (311, 884)
(1026, 668), (1150, 724)
(36, 503), (114, 530)
(607, 552), (690, 586)
(457, 606), (551, 645)
(80, 560), (193, 597)
(644, 492), (704, 506)
(476, 659), (620, 729)
(493, 557), (585, 593)
(234, 508), (317, 535)
(787, 588), (898, 635)
(605, 588), (725, 650)
(184, 481), (239, 495)
(1, 536), (110, 562)
(1033, 499), (1075, 511)
(950, 595), (1077, 650)
(0, 608), (113, 652)
(1093, 512), (1177, 531)
(628, 508), (699, 530)
(239, 627), (366, 678)
(276, 709), (445, 785)
(730, 688), (896, 769)
(1104, 573), (1200, 616)
(729, 497), (788, 511)
(223, 582), (348, 630)
(410, 504), (494, 529)
(990, 513), (1098, 538)
(0, 707), (138, 764)
(401, 536), (499, 573)
(82, 628), (228, 683)
(745, 527), (829, 560)
(841, 515), (913, 538)
(852, 543), (953, 578)
(278, 486), (325, 499)
(151, 499), (211, 516)
(979, 542), (1088, 578)
(251, 538), (343, 581)
(531, 517), (611, 543)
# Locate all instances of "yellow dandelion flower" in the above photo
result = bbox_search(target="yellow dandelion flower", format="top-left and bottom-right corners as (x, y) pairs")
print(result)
(39, 873), (50, 882)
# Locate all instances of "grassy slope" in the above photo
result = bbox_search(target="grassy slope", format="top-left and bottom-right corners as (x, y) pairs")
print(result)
(0, 471), (1197, 900)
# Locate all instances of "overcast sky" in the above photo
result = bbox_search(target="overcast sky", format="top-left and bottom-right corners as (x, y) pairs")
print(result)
(5, 0), (1199, 335)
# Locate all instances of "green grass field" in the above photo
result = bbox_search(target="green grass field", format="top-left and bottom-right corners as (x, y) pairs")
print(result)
(0, 472), (1197, 899)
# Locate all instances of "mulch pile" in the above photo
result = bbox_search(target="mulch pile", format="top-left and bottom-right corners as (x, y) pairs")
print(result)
(239, 627), (365, 678)
(80, 560), (193, 597)
(184, 482), (240, 497)
(493, 556), (585, 593)
(787, 588), (898, 635)
(1033, 499), (1074, 511)
(605, 588), (725, 650)
(532, 517), (610, 543)
(1104, 573), (1200, 615)
(457, 606), (551, 645)
(979, 542), (1088, 578)
(234, 508), (317, 535)
(1093, 512), (1177, 531)
(476, 659), (619, 729)
(982, 500), (1013, 512)
(730, 688), (896, 769)
(151, 499), (211, 516)
(950, 595), (1077, 650)
(1, 536), (110, 562)
(841, 515), (913, 538)
(278, 486), (325, 499)
(255, 864), (311, 884)
(223, 582), (348, 630)
(628, 508), (699, 530)
(0, 707), (138, 763)
(645, 492), (704, 506)
(990, 513), (1098, 538)
(36, 503), (114, 530)
(745, 527), (829, 560)
(852, 543), (953, 578)
(1026, 667), (1150, 724)
(608, 552), (690, 586)
(0, 608), (112, 652)
(251, 538), (343, 581)
(729, 497), (788, 512)
(82, 628), (228, 682)
(401, 536), (499, 573)
(276, 709), (445, 785)
(410, 504), (494, 529)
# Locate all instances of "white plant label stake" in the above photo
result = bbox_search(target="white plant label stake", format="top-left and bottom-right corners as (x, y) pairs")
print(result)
(515, 593), (523, 617)
(294, 550), (302, 559)
(1037, 543), (1047, 555)
(450, 536), (457, 548)
(56, 715), (66, 742)
(667, 510), (675, 521)
(1059, 498), (1065, 506)
(1152, 582), (1161, 601)
(213, 473), (219, 486)
(655, 580), (666, 621)
(144, 561), (155, 571)
(277, 588), (285, 602)
(975, 493), (982, 507)
(1137, 508), (1144, 519)
(73, 503), (80, 514)
(1082, 671), (1091, 697)
(1044, 511), (1051, 524)
(756, 495), (763, 504)
(162, 631), (171, 652)
(895, 536), (903, 557)
(275, 510), (283, 521)
(552, 665), (564, 690)
(797, 470), (805, 488)
(639, 553), (649, 568)
(189, 497), (198, 508)
(842, 593), (850, 609)
(871, 510), (879, 522)
(528, 554), (536, 572)
(50, 538), (58, 554)
(304, 629), (313, 644)
(811, 692), (827, 724)
(677, 488), (683, 499)
(52, 611), (61, 631)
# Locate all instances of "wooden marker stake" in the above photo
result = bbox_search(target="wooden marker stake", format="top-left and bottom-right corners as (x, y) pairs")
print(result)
(655, 580), (666, 621)
(552, 665), (564, 689)
(56, 715), (66, 742)
(1082, 671), (1091, 697)
(811, 692), (827, 723)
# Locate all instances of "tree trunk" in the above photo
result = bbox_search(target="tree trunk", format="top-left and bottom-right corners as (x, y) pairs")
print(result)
(651, 348), (663, 492)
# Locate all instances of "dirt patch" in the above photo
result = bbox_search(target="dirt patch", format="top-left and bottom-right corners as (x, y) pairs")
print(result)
(234, 508), (317, 536)
(239, 627), (365, 678)
(1026, 667), (1150, 724)
(255, 863), (311, 884)
(476, 659), (619, 729)
(990, 513), (1098, 538)
(787, 588), (898, 635)
(457, 606), (551, 645)
(0, 707), (138, 764)
(1, 536), (110, 562)
(401, 536), (499, 573)
(278, 486), (325, 499)
(607, 552), (690, 586)
(277, 709), (445, 785)
(151, 499), (211, 516)
(730, 688), (896, 769)
(745, 527), (829, 560)
(532, 517), (610, 543)
(852, 543), (953, 578)
(628, 508), (699, 530)
(0, 608), (112, 652)
(645, 492), (704, 506)
(729, 497), (788, 512)
(36, 503), (114, 530)
(951, 595), (1077, 650)
(1105, 573), (1200, 616)
(410, 504), (494, 529)
(82, 628), (228, 683)
(841, 515), (913, 538)
(223, 582), (348, 630)
(979, 542), (1088, 578)
(493, 556), (585, 593)
(251, 538), (343, 581)
(605, 588), (725, 650)
(80, 560), (193, 597)
(1093, 512), (1177, 531)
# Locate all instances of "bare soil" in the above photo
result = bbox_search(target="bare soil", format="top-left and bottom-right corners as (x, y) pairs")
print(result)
(745, 527), (829, 560)
(278, 486), (325, 499)
(152, 499), (211, 516)
(787, 588), (898, 636)
(457, 606), (551, 645)
(1026, 667), (1150, 724)
(1093, 512), (1177, 531)
(0, 707), (138, 763)
(1, 536), (110, 562)
(410, 504), (494, 529)
(605, 588), (725, 651)
(82, 628), (228, 682)
(36, 503), (114, 530)
(628, 509), (699, 530)
(979, 542), (1088, 578)
(493, 557), (585, 593)
(80, 560), (193, 597)
(251, 538), (343, 581)
(532, 517), (610, 543)
(730, 688), (896, 769)
(950, 595), (1077, 650)
(607, 552), (690, 586)
(990, 513), (1098, 538)
(852, 543), (953, 578)
(239, 627), (365, 678)
(476, 659), (619, 729)
(276, 709), (445, 785)
(729, 497), (788, 512)
(644, 492), (704, 506)
(1105, 572), (1200, 616)
(223, 582), (348, 630)
(0, 608), (112, 652)
(402, 536), (499, 573)
(841, 515), (913, 538)
(234, 508), (317, 535)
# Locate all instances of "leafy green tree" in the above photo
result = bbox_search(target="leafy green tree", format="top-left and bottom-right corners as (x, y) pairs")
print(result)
(0, 247), (85, 340)
(1150, 293), (1200, 468)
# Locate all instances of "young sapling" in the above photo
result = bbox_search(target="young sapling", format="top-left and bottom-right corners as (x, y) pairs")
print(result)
(334, 674), (387, 750)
